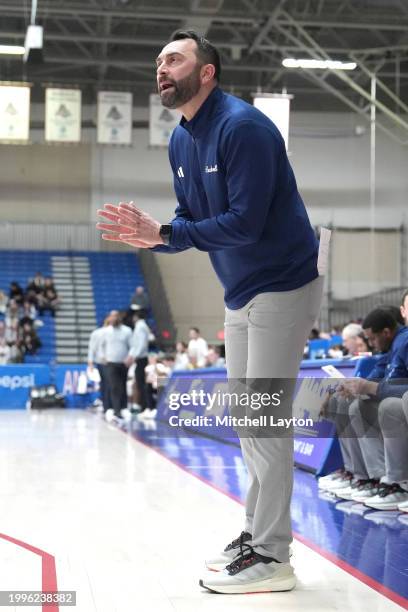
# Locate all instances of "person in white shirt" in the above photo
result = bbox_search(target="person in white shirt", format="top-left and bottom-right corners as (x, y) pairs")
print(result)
(101, 310), (133, 419)
(0, 338), (11, 364)
(87, 317), (110, 412)
(174, 341), (190, 370)
(187, 327), (208, 368)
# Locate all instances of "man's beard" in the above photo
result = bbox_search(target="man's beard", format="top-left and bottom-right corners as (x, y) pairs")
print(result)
(159, 65), (202, 109)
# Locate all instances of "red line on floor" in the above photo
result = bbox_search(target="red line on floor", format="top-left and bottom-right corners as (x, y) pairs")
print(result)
(0, 532), (59, 612)
(125, 428), (408, 611)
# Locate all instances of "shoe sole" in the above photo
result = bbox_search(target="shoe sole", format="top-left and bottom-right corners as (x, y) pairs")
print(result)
(199, 575), (296, 594)
(364, 503), (400, 510)
(334, 492), (354, 500)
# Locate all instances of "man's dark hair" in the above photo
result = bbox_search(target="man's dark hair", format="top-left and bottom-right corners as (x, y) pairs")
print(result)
(376, 304), (404, 326)
(401, 288), (408, 306)
(169, 29), (221, 81)
(190, 326), (200, 334)
(362, 308), (398, 333)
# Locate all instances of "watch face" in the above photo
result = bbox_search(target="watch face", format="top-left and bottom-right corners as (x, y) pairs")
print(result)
(160, 225), (171, 244)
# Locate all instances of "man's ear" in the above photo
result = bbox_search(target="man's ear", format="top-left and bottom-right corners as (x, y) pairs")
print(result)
(201, 63), (216, 84)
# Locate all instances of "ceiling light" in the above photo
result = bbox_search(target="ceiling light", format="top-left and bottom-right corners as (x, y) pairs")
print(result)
(282, 58), (357, 70)
(0, 45), (25, 55)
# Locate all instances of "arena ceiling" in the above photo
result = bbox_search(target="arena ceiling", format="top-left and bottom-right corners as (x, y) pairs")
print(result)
(0, 0), (408, 132)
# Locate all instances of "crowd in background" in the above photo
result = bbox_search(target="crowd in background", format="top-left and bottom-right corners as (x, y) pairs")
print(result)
(87, 286), (226, 422)
(0, 272), (60, 364)
(304, 303), (405, 360)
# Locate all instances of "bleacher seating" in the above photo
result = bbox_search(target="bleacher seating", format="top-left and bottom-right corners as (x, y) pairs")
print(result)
(308, 338), (330, 359)
(0, 250), (153, 364)
(0, 250), (55, 363)
(88, 252), (153, 328)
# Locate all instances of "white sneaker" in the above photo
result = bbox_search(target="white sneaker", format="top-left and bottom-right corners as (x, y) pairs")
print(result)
(205, 531), (252, 571)
(364, 483), (408, 510)
(200, 550), (296, 594)
(144, 408), (157, 419)
(350, 479), (381, 503)
(398, 499), (408, 513)
(324, 471), (353, 492)
(318, 469), (345, 490)
(104, 408), (114, 422)
(336, 479), (372, 501)
(137, 408), (157, 420)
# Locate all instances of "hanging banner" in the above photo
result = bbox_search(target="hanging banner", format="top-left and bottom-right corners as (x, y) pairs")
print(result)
(253, 94), (292, 151)
(97, 91), (133, 145)
(149, 94), (180, 146)
(45, 88), (81, 142)
(0, 84), (30, 142)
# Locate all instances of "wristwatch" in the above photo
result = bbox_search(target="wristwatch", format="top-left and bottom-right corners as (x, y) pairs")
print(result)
(159, 224), (173, 245)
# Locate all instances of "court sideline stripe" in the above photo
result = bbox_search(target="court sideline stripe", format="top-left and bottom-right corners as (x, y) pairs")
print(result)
(0, 532), (59, 612)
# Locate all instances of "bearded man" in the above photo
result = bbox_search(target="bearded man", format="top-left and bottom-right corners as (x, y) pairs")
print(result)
(96, 30), (324, 595)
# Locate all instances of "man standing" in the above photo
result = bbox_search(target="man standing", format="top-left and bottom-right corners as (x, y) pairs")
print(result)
(97, 31), (324, 594)
(125, 310), (150, 413)
(102, 310), (132, 421)
(130, 285), (150, 312)
(87, 317), (110, 413)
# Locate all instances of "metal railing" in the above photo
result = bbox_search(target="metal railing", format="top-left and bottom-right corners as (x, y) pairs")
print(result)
(330, 286), (406, 327)
(137, 249), (177, 349)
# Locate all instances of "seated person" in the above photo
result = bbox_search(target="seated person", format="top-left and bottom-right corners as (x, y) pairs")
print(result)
(37, 287), (60, 316)
(43, 277), (57, 292)
(0, 338), (11, 364)
(20, 322), (42, 355)
(5, 299), (20, 330)
(9, 281), (24, 306)
(341, 323), (363, 356)
(19, 300), (38, 327)
(0, 289), (8, 315)
(355, 332), (371, 355)
(322, 307), (408, 510)
(26, 272), (45, 295)
(206, 345), (226, 368)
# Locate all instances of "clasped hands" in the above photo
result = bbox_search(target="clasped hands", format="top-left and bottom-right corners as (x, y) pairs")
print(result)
(96, 202), (164, 248)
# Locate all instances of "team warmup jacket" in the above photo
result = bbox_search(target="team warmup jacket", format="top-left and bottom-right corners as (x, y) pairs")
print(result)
(376, 325), (408, 400)
(151, 86), (319, 309)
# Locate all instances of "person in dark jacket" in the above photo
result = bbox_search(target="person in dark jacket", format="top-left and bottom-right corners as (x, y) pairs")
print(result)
(338, 308), (408, 510)
(96, 30), (325, 594)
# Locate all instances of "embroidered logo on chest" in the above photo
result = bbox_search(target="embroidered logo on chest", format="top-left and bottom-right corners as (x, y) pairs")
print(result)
(205, 164), (218, 173)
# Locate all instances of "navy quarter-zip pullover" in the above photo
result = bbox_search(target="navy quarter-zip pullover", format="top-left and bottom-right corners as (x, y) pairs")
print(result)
(152, 86), (319, 309)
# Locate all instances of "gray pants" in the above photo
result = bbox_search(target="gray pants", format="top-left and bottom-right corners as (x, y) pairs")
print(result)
(348, 398), (385, 479)
(327, 395), (369, 479)
(224, 276), (324, 562)
(378, 391), (408, 484)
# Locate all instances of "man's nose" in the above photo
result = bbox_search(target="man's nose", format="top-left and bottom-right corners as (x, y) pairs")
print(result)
(157, 63), (168, 77)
